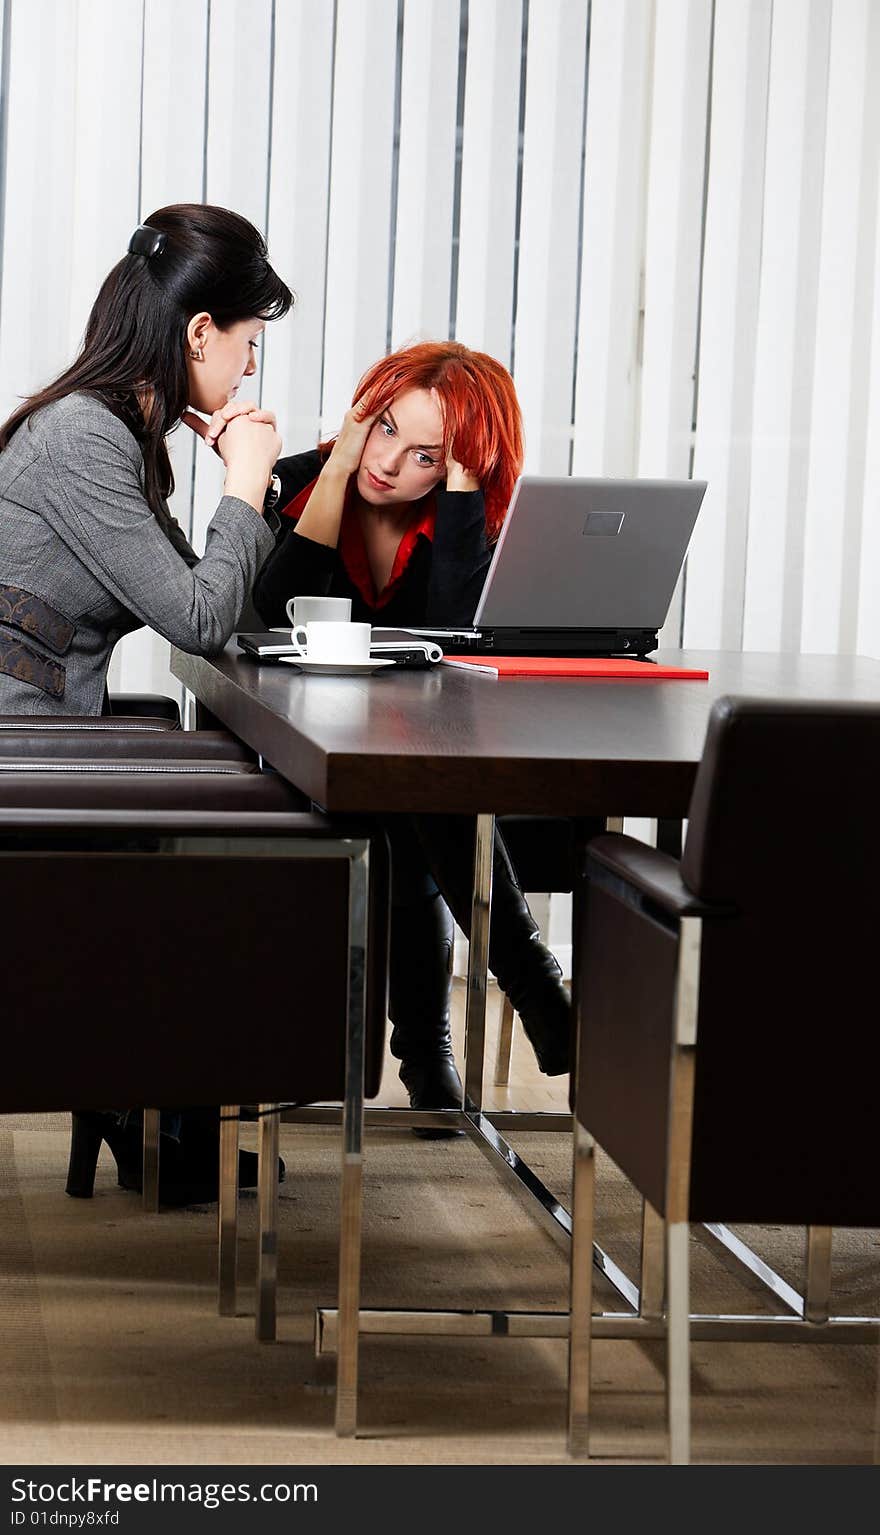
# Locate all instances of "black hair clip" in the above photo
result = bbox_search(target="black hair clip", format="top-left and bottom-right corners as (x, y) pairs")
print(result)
(127, 225), (167, 259)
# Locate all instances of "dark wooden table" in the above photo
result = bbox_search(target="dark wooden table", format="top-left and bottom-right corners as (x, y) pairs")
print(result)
(172, 643), (880, 1351)
(171, 640), (880, 1120)
(171, 647), (880, 818)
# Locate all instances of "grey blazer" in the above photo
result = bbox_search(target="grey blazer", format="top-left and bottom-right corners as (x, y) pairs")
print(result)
(0, 393), (274, 715)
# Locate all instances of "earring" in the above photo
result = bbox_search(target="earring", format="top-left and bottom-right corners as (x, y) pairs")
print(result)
(189, 347), (203, 361)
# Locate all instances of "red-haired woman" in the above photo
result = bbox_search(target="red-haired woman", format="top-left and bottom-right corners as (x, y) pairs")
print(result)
(253, 342), (572, 1128)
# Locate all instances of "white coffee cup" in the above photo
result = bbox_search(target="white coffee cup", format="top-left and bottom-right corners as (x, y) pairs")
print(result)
(290, 620), (372, 663)
(285, 594), (352, 633)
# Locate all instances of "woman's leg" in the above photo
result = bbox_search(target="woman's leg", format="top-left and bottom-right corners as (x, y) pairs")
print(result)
(411, 814), (571, 1076)
(384, 816), (463, 1135)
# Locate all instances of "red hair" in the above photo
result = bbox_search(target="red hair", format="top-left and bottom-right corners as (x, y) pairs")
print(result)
(350, 341), (524, 541)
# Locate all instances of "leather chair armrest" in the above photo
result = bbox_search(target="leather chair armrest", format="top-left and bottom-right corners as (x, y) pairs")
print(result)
(586, 833), (734, 921)
(0, 728), (256, 763)
(0, 762), (308, 812)
(0, 714), (178, 733)
(108, 693), (181, 723)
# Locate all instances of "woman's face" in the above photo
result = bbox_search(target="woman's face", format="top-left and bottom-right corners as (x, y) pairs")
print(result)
(185, 315), (264, 415)
(357, 387), (446, 508)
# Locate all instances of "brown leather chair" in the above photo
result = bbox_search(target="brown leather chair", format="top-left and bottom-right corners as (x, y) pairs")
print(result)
(0, 773), (389, 1437)
(0, 723), (306, 1194)
(567, 695), (880, 1463)
(0, 750), (312, 1211)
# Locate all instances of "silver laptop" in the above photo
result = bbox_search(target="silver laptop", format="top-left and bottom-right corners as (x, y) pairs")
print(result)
(412, 475), (707, 656)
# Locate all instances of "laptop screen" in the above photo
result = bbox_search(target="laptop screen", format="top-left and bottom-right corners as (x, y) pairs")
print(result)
(473, 476), (706, 631)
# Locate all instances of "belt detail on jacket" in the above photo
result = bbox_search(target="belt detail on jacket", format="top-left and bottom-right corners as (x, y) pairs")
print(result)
(0, 634), (66, 699)
(0, 584), (75, 653)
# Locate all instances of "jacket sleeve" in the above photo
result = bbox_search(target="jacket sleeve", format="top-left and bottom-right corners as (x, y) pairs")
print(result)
(44, 402), (275, 654)
(425, 487), (493, 626)
(155, 506), (200, 569)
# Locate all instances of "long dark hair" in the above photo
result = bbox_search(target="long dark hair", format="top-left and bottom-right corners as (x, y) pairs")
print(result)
(0, 203), (293, 518)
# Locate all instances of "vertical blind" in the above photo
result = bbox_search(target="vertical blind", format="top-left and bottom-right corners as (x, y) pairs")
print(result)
(0, 0), (877, 703)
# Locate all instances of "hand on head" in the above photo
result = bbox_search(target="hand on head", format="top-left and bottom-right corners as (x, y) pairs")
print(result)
(444, 444), (480, 494)
(430, 388), (479, 492)
(327, 398), (377, 476)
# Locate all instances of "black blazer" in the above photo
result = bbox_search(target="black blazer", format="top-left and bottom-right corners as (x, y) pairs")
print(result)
(253, 450), (492, 629)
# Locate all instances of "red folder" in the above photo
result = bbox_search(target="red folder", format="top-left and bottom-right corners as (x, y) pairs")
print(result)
(442, 656), (709, 680)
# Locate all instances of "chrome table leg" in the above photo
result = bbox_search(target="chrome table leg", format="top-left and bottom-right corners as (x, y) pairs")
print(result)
(463, 812), (495, 1111)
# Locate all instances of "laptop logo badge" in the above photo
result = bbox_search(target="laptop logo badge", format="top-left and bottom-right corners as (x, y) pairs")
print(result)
(583, 511), (625, 536)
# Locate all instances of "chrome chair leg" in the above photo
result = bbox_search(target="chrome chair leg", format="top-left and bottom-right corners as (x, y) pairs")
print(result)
(336, 1139), (365, 1437)
(256, 1104), (280, 1343)
(335, 839), (371, 1437)
(805, 1226), (832, 1324)
(874, 1341), (880, 1465)
(640, 1199), (665, 1319)
(142, 1109), (160, 1213)
(494, 994), (515, 1085)
(567, 1119), (596, 1457)
(665, 916), (700, 1464)
(218, 1105), (240, 1316)
(666, 1220), (691, 1465)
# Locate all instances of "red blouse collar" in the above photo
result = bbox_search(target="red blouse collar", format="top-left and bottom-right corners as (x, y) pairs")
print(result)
(280, 475), (436, 609)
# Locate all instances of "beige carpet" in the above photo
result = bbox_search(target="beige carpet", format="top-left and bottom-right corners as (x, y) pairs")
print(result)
(0, 1117), (872, 1461)
(1, 987), (877, 1467)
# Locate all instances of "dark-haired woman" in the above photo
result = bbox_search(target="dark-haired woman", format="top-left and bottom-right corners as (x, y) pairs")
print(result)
(0, 203), (292, 1196)
(0, 203), (290, 716)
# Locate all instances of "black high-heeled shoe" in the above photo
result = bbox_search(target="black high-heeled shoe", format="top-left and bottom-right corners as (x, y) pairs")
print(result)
(65, 1110), (285, 1205)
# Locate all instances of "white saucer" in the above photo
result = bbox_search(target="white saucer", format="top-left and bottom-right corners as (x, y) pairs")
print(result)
(278, 656), (396, 676)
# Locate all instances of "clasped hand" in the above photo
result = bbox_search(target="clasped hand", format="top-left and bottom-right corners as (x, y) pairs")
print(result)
(182, 399), (281, 480)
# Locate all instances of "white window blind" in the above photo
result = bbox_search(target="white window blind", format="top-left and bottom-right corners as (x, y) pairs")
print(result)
(0, 0), (875, 705)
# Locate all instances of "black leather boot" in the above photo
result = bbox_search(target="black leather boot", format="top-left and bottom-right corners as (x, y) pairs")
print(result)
(388, 891), (464, 1137)
(413, 816), (572, 1076)
(66, 1108), (285, 1205)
